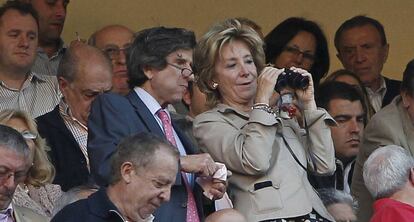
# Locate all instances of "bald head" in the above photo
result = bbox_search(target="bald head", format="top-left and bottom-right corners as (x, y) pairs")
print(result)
(89, 25), (134, 48)
(88, 25), (134, 95)
(57, 43), (113, 125)
(205, 209), (246, 222)
(58, 43), (112, 82)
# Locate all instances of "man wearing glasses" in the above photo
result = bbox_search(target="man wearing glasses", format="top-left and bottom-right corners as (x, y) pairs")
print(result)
(88, 25), (134, 96)
(0, 125), (48, 222)
(87, 27), (226, 222)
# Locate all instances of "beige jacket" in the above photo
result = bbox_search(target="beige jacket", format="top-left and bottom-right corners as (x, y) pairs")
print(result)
(352, 96), (414, 222)
(14, 204), (49, 222)
(193, 104), (336, 221)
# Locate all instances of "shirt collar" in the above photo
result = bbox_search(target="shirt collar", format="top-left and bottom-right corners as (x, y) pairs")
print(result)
(0, 71), (46, 91)
(0, 203), (13, 219)
(133, 87), (164, 116)
(366, 76), (387, 94)
(59, 99), (88, 130)
(36, 39), (66, 55)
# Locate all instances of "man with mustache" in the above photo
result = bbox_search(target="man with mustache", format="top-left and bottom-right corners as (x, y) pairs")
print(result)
(0, 1), (60, 118)
(0, 125), (48, 221)
(309, 81), (366, 194)
(22, 0), (70, 76)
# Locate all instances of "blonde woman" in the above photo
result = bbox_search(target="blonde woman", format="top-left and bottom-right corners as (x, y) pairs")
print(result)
(0, 109), (63, 217)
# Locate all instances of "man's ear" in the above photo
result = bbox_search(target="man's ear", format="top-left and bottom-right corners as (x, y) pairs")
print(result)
(401, 90), (411, 109)
(143, 65), (156, 80)
(409, 168), (414, 185)
(120, 162), (134, 184)
(58, 77), (69, 93)
(381, 43), (390, 64)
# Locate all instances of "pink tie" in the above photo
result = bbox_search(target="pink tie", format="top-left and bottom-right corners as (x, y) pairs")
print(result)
(157, 109), (200, 222)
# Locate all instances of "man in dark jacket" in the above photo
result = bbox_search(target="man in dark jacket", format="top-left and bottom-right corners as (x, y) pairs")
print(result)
(36, 44), (112, 191)
(52, 132), (180, 222)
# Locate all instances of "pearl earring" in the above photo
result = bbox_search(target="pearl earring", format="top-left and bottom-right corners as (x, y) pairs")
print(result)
(212, 82), (218, 89)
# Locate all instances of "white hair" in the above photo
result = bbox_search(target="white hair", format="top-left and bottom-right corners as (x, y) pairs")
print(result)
(363, 145), (414, 199)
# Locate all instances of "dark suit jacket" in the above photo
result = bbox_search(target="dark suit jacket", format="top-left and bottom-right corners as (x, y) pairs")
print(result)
(382, 77), (401, 108)
(87, 91), (203, 222)
(51, 188), (124, 222)
(36, 105), (90, 192)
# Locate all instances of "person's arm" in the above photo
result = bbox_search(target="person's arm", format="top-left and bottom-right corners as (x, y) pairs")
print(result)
(194, 108), (280, 175)
(291, 67), (336, 174)
(352, 116), (399, 222)
(302, 108), (336, 174)
(194, 67), (283, 176)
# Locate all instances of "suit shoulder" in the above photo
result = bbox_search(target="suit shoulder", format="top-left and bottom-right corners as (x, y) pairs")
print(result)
(13, 205), (49, 222)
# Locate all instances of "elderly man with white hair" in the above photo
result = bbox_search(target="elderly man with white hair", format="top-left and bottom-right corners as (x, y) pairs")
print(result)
(363, 145), (414, 222)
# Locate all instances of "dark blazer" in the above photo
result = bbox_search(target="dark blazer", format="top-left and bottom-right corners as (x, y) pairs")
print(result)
(87, 91), (203, 222)
(36, 105), (90, 192)
(382, 77), (401, 108)
(51, 188), (124, 222)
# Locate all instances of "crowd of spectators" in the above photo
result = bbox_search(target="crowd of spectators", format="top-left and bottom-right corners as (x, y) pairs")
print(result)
(0, 0), (413, 222)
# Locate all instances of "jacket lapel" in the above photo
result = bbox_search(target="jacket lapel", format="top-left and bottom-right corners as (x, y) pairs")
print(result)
(126, 91), (164, 137)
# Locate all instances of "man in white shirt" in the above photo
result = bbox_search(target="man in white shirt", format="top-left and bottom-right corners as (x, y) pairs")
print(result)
(87, 26), (226, 222)
(0, 1), (60, 118)
(335, 15), (400, 112)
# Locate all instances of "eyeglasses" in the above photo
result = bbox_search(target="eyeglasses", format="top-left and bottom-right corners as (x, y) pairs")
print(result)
(20, 130), (37, 140)
(283, 46), (316, 62)
(0, 167), (27, 185)
(102, 46), (130, 60)
(167, 63), (194, 78)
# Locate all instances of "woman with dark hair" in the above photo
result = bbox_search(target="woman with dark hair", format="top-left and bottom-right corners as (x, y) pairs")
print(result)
(265, 17), (330, 88)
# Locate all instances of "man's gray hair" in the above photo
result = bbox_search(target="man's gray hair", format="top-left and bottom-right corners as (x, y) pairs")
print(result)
(57, 44), (112, 83)
(363, 145), (414, 199)
(0, 125), (30, 158)
(108, 132), (179, 185)
(318, 188), (357, 211)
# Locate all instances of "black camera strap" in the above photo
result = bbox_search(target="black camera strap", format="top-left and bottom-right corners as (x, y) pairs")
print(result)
(282, 136), (307, 172)
(281, 116), (318, 173)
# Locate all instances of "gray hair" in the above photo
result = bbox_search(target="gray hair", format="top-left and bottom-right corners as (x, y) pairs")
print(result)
(108, 132), (179, 185)
(57, 44), (112, 83)
(363, 145), (414, 199)
(318, 188), (357, 211)
(0, 125), (30, 158)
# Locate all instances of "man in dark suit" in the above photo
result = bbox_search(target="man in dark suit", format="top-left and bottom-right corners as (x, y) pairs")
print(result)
(87, 27), (226, 222)
(36, 44), (112, 191)
(52, 132), (180, 222)
(335, 15), (401, 111)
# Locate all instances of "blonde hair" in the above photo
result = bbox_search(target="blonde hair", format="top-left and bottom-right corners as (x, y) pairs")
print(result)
(194, 18), (265, 108)
(0, 109), (55, 187)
